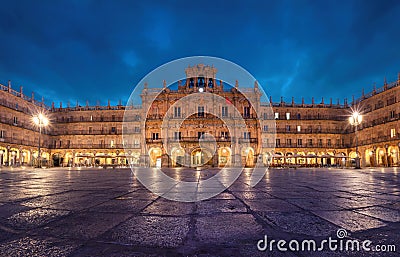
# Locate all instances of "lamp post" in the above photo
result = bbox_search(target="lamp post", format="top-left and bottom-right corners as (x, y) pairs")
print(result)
(32, 113), (49, 168)
(349, 111), (362, 169)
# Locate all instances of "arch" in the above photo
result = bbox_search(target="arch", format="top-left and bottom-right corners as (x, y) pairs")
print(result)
(285, 152), (295, 164)
(191, 147), (213, 167)
(149, 147), (162, 167)
(388, 146), (398, 167)
(376, 147), (386, 166)
(52, 152), (64, 167)
(364, 149), (374, 167)
(218, 147), (232, 167)
(262, 151), (272, 166)
(296, 151), (306, 166)
(171, 147), (185, 167)
(241, 147), (255, 167)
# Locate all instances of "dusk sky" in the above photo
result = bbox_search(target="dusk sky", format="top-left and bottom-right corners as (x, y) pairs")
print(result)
(0, 0), (399, 106)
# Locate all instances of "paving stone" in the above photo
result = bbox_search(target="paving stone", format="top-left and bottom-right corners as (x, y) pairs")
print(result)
(197, 199), (247, 214)
(354, 206), (400, 222)
(7, 208), (70, 230)
(103, 216), (190, 248)
(312, 210), (387, 232)
(142, 198), (194, 215)
(42, 211), (131, 240)
(195, 213), (263, 244)
(0, 236), (79, 257)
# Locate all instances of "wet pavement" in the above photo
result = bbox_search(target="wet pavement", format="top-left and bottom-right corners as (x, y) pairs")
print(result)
(0, 166), (399, 256)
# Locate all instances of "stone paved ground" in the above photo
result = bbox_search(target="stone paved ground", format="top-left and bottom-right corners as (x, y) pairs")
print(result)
(0, 166), (399, 256)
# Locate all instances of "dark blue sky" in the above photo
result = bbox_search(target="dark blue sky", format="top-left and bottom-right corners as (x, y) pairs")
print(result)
(0, 0), (399, 106)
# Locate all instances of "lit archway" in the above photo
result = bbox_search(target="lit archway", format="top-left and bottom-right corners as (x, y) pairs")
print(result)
(149, 147), (162, 167)
(218, 147), (231, 167)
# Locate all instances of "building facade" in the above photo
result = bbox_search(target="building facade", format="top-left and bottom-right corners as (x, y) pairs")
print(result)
(0, 65), (399, 168)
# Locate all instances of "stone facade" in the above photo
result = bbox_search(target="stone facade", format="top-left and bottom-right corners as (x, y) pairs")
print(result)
(0, 66), (399, 168)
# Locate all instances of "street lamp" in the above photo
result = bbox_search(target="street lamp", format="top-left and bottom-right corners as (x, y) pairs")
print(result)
(32, 113), (49, 168)
(349, 111), (362, 169)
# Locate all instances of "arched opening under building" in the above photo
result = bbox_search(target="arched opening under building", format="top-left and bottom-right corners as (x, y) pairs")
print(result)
(218, 147), (231, 167)
(171, 147), (185, 167)
(241, 147), (255, 167)
(191, 148), (213, 167)
(149, 147), (162, 167)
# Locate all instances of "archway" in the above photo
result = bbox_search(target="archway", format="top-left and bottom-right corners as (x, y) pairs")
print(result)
(172, 147), (185, 167)
(364, 149), (374, 167)
(52, 153), (64, 167)
(376, 147), (385, 166)
(218, 147), (231, 167)
(149, 147), (162, 167)
(388, 146), (398, 167)
(241, 147), (254, 167)
(191, 148), (212, 167)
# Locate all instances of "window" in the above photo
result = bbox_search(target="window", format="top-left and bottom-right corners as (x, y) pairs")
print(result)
(152, 133), (159, 140)
(0, 130), (5, 138)
(222, 106), (228, 117)
(123, 126), (127, 133)
(297, 125), (301, 132)
(244, 132), (251, 139)
(112, 115), (115, 121)
(174, 131), (182, 140)
(327, 139), (331, 147)
(111, 127), (116, 133)
(318, 139), (323, 147)
(13, 117), (18, 125)
(198, 106), (204, 117)
(391, 128), (396, 138)
(90, 115), (93, 121)
(297, 138), (302, 146)
(308, 139), (313, 146)
(198, 131), (205, 139)
(263, 125), (269, 132)
(286, 112), (290, 120)
(263, 113), (268, 120)
(221, 131), (229, 139)
(297, 113), (301, 119)
(286, 125), (290, 132)
(286, 139), (291, 146)
(274, 112), (279, 119)
(390, 110), (396, 119)
(174, 107), (181, 118)
(88, 127), (93, 134)
(80, 116), (84, 121)
(244, 107), (250, 118)
(134, 127), (140, 133)
(276, 139), (281, 147)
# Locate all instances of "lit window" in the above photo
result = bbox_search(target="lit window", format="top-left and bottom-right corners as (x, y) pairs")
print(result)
(90, 115), (93, 121)
(286, 112), (290, 120)
(110, 140), (114, 147)
(274, 113), (279, 119)
(297, 125), (301, 132)
(391, 128), (396, 138)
